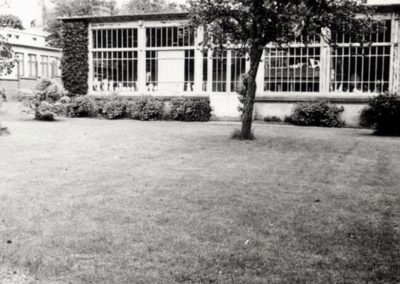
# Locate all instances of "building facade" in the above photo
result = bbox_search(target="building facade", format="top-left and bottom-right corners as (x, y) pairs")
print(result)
(0, 28), (62, 97)
(62, 2), (400, 125)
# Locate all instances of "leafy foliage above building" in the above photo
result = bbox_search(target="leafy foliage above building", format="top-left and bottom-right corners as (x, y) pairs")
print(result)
(123, 0), (181, 14)
(0, 14), (24, 30)
(45, 0), (118, 48)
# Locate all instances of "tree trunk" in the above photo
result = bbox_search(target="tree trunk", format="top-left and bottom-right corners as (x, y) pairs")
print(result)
(241, 47), (263, 139)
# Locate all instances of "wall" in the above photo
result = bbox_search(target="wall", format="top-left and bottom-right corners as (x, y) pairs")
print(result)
(207, 93), (368, 126)
(0, 77), (62, 100)
(254, 102), (367, 126)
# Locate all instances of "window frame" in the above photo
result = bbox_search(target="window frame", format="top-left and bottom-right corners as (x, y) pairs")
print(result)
(91, 27), (140, 93)
(15, 52), (24, 77)
(329, 19), (392, 94)
(40, 55), (49, 78)
(28, 54), (38, 78)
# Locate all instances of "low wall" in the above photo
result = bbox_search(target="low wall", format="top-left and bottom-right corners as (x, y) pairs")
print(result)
(0, 77), (63, 100)
(254, 102), (367, 126)
(208, 93), (370, 126)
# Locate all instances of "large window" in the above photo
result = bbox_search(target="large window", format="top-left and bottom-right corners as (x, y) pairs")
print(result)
(28, 54), (37, 78)
(15, 53), (24, 77)
(212, 51), (227, 92)
(145, 50), (195, 92)
(92, 28), (139, 92)
(93, 51), (138, 92)
(145, 26), (195, 92)
(330, 20), (391, 93)
(93, 29), (138, 49)
(264, 46), (321, 92)
(231, 51), (247, 92)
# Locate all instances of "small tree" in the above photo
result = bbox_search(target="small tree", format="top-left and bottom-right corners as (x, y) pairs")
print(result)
(189, 0), (374, 139)
(0, 35), (15, 75)
(0, 34), (15, 134)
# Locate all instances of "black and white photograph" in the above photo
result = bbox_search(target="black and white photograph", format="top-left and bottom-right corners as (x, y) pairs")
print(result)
(1, 0), (400, 282)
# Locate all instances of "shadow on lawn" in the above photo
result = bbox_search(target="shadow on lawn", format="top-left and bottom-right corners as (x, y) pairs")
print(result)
(346, 210), (400, 282)
(173, 205), (400, 283)
(289, 206), (400, 283)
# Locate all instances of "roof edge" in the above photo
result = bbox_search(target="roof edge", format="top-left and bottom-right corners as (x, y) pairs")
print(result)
(59, 12), (189, 23)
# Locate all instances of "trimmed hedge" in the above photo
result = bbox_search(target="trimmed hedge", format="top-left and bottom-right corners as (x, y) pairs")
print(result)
(61, 21), (89, 95)
(126, 96), (163, 120)
(94, 97), (126, 119)
(285, 100), (345, 127)
(359, 93), (400, 135)
(170, 97), (212, 121)
(68, 96), (96, 117)
(66, 96), (212, 122)
(264, 115), (282, 123)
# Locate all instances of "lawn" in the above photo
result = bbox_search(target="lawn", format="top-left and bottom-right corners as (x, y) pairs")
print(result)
(0, 104), (400, 283)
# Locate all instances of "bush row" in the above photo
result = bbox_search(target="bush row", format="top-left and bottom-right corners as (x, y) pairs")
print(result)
(68, 96), (212, 122)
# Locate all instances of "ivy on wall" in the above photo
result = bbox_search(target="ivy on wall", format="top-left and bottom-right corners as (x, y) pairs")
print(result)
(61, 21), (89, 95)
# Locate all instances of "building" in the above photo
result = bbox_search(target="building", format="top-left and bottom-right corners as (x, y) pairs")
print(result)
(0, 0), (61, 97)
(0, 28), (62, 97)
(60, 1), (400, 125)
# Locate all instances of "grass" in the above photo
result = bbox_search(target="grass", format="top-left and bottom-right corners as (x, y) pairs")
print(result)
(1, 103), (400, 283)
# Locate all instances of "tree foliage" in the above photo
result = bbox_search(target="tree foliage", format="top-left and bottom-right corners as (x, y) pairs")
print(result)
(122, 0), (181, 14)
(0, 14), (24, 30)
(188, 0), (375, 139)
(0, 34), (15, 76)
(0, 34), (15, 134)
(45, 0), (118, 48)
(61, 21), (89, 95)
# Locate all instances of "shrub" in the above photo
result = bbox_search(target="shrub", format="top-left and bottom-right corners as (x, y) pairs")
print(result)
(286, 100), (345, 127)
(264, 115), (282, 123)
(35, 78), (53, 92)
(127, 96), (163, 121)
(170, 97), (212, 122)
(23, 79), (67, 121)
(99, 97), (126, 119)
(359, 107), (374, 128)
(34, 102), (57, 121)
(35, 78), (65, 102)
(68, 96), (96, 117)
(359, 93), (400, 135)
